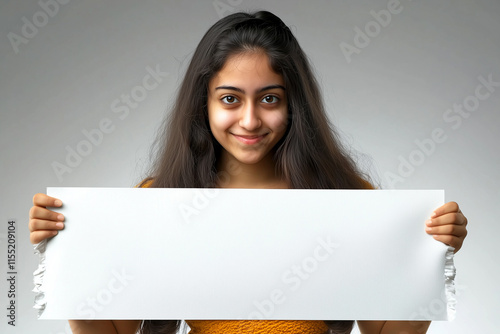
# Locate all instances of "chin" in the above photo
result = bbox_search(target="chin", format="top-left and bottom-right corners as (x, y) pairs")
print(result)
(235, 157), (263, 165)
(233, 153), (267, 165)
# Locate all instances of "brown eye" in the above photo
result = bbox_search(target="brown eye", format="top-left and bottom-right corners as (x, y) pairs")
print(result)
(262, 95), (279, 104)
(221, 96), (238, 104)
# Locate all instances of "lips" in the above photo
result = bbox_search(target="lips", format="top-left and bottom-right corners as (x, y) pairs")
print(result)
(232, 133), (267, 145)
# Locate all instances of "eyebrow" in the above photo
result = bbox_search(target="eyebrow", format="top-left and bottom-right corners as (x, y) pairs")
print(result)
(214, 84), (286, 94)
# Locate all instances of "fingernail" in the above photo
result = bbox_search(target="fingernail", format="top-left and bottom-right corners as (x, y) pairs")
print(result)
(54, 199), (62, 207)
(52, 231), (58, 236)
(56, 223), (64, 229)
(431, 211), (437, 218)
(425, 219), (432, 226)
(425, 227), (432, 232)
(57, 214), (64, 221)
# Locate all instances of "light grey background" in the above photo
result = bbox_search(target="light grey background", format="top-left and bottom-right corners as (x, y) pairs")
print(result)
(1, 0), (498, 333)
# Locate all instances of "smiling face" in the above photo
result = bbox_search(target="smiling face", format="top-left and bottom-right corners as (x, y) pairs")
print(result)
(207, 51), (288, 166)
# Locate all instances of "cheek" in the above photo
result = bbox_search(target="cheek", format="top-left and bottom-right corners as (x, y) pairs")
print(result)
(266, 111), (288, 133)
(209, 109), (236, 133)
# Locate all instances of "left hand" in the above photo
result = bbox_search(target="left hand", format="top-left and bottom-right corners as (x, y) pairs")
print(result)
(426, 201), (468, 253)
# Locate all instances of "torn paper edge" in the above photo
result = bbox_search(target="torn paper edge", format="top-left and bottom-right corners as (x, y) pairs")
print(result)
(32, 239), (47, 318)
(445, 246), (457, 321)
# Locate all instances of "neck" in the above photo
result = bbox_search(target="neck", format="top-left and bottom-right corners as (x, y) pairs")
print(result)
(216, 151), (288, 189)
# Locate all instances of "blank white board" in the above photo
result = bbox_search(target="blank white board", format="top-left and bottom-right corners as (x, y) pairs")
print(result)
(34, 188), (454, 320)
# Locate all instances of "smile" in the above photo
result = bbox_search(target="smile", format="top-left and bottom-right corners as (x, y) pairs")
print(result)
(232, 133), (267, 145)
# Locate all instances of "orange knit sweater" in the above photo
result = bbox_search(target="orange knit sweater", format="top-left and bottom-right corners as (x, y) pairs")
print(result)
(185, 320), (328, 334)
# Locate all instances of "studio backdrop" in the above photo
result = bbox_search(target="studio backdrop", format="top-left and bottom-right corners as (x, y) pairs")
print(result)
(1, 1), (499, 333)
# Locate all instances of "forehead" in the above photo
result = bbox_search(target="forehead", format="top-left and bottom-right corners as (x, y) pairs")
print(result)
(209, 51), (284, 89)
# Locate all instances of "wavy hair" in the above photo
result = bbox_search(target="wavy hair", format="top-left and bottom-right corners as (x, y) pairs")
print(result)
(141, 10), (371, 334)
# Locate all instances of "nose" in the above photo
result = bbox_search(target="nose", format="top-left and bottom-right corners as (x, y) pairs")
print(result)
(239, 103), (261, 130)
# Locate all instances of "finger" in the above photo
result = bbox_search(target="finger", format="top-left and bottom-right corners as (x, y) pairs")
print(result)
(29, 206), (65, 222)
(30, 230), (59, 244)
(33, 193), (63, 208)
(431, 201), (460, 218)
(426, 212), (467, 227)
(29, 218), (65, 233)
(425, 224), (468, 238)
(431, 234), (463, 253)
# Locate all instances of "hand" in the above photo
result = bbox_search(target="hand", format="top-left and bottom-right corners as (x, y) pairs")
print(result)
(29, 193), (65, 244)
(425, 201), (468, 253)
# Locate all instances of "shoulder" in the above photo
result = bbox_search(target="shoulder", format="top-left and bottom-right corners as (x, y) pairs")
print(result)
(361, 179), (375, 189)
(136, 177), (154, 188)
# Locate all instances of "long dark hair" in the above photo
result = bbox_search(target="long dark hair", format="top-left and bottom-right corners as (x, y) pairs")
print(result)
(140, 10), (370, 334)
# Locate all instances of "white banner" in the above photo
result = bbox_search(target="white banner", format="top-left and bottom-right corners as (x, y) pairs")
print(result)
(34, 188), (454, 321)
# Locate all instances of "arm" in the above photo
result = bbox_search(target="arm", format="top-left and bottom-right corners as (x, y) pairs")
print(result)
(357, 321), (430, 334)
(69, 320), (141, 334)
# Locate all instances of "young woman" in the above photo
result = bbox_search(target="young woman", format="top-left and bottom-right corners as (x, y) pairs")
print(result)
(29, 11), (468, 334)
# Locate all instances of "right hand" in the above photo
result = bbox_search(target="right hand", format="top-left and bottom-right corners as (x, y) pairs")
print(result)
(29, 193), (65, 244)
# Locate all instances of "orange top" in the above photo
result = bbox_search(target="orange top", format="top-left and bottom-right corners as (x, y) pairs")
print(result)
(185, 320), (328, 334)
